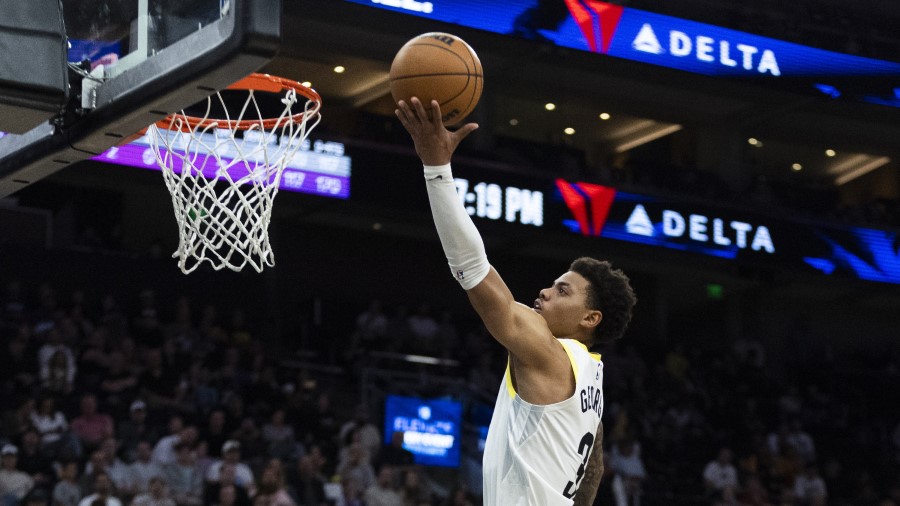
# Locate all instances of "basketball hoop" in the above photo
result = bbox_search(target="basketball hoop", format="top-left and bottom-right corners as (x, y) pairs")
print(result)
(147, 73), (322, 274)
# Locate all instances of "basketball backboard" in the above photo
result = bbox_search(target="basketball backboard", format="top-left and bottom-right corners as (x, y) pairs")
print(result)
(0, 0), (281, 197)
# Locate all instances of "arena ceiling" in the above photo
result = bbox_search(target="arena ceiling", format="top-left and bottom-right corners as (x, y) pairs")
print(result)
(270, 1), (899, 191)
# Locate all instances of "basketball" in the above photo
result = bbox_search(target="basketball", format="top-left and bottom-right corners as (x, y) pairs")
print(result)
(390, 32), (484, 125)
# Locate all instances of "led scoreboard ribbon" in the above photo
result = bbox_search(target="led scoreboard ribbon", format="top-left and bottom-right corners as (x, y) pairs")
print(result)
(349, 0), (900, 108)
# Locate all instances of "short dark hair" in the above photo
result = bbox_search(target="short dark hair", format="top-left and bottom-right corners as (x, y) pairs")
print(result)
(568, 257), (636, 347)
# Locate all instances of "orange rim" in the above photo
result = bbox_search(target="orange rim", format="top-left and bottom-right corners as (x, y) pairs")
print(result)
(155, 73), (321, 132)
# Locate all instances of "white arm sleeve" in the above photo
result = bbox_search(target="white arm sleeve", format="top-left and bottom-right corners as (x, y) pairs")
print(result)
(424, 163), (490, 290)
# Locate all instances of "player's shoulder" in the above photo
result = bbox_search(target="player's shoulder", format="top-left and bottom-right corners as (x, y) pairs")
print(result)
(559, 338), (601, 360)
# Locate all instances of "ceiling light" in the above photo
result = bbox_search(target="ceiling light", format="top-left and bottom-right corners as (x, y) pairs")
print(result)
(509, 118), (519, 126)
(301, 81), (312, 88)
(544, 103), (556, 111)
(825, 149), (836, 157)
(599, 112), (611, 120)
(564, 127), (575, 135)
(748, 137), (759, 146)
(333, 66), (345, 73)
(791, 163), (803, 171)
(834, 156), (891, 185)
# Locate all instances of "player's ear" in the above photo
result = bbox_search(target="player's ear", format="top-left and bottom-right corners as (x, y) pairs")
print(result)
(582, 309), (602, 330)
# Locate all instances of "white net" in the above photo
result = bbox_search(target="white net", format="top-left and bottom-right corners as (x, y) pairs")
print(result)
(148, 80), (321, 274)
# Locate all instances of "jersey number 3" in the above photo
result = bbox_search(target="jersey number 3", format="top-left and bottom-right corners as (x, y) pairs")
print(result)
(562, 431), (595, 498)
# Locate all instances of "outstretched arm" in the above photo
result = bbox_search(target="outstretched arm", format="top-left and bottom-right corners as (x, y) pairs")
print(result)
(395, 98), (561, 366)
(573, 422), (605, 506)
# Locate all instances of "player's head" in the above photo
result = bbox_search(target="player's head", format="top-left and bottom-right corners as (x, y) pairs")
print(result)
(554, 257), (635, 348)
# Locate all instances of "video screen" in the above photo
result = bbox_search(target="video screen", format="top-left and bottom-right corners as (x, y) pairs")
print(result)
(383, 394), (462, 467)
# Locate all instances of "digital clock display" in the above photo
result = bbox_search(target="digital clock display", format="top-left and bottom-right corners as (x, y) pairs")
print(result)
(454, 177), (543, 227)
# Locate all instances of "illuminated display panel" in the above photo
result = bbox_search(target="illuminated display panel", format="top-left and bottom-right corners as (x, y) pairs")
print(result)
(91, 134), (351, 199)
(551, 179), (900, 284)
(347, 0), (900, 108)
(366, 162), (900, 285)
(383, 395), (462, 467)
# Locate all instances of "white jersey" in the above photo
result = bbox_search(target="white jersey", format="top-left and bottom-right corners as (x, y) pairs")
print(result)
(482, 339), (604, 506)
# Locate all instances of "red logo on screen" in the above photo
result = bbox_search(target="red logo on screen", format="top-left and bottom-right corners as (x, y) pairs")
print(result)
(564, 0), (625, 54)
(556, 179), (617, 236)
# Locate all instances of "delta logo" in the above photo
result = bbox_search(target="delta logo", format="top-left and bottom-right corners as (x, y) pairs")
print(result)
(555, 179), (617, 236)
(565, 1), (781, 76)
(625, 204), (776, 253)
(556, 180), (775, 254)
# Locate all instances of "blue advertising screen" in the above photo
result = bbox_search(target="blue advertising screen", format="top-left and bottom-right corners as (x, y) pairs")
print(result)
(90, 133), (351, 200)
(552, 179), (900, 285)
(348, 0), (900, 108)
(383, 395), (462, 467)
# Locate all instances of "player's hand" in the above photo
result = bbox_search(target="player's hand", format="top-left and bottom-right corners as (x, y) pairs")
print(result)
(395, 97), (478, 166)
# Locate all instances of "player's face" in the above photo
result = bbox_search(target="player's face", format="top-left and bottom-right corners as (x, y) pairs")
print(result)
(534, 271), (596, 338)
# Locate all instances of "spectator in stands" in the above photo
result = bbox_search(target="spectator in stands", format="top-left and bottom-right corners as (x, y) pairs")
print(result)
(37, 327), (77, 394)
(231, 419), (263, 468)
(221, 396), (247, 439)
(98, 351), (138, 418)
(117, 401), (157, 464)
(339, 476), (365, 506)
(786, 420), (816, 464)
(203, 465), (250, 506)
(80, 450), (109, 496)
(152, 426), (198, 467)
(138, 349), (183, 415)
(336, 442), (375, 494)
(261, 410), (297, 463)
(77, 328), (110, 393)
(30, 396), (77, 459)
(52, 460), (82, 506)
(92, 440), (130, 499)
(133, 290), (162, 345)
(443, 486), (474, 506)
(703, 447), (739, 500)
(209, 485), (240, 506)
(0, 444), (34, 506)
(131, 476), (175, 506)
(609, 435), (646, 506)
(77, 472), (121, 506)
(205, 442), (254, 493)
(299, 394), (337, 470)
(71, 395), (115, 454)
(98, 295), (128, 342)
(364, 465), (401, 506)
(245, 364), (282, 417)
(288, 455), (326, 506)
(735, 475), (772, 506)
(793, 463), (827, 506)
(338, 406), (381, 463)
(128, 442), (162, 496)
(350, 299), (388, 355)
(16, 427), (54, 486)
(406, 304), (438, 356)
(770, 445), (804, 494)
(398, 469), (429, 506)
(200, 412), (228, 461)
(185, 365), (219, 419)
(766, 422), (791, 457)
(43, 349), (76, 396)
(252, 460), (294, 506)
(22, 488), (51, 506)
(161, 441), (203, 506)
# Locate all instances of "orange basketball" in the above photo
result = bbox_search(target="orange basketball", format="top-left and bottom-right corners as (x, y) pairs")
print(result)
(390, 32), (483, 125)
